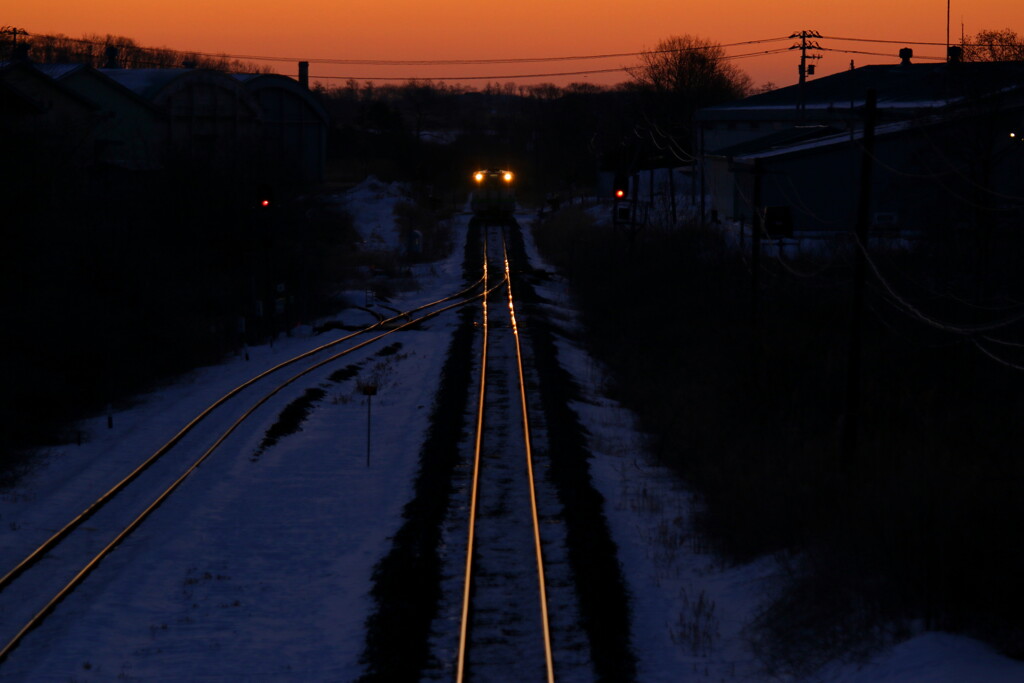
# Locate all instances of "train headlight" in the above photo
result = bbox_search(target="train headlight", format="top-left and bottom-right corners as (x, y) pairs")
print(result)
(503, 172), (513, 182)
(474, 172), (485, 182)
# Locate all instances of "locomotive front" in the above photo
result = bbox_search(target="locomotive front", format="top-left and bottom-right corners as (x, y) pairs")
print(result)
(470, 169), (516, 221)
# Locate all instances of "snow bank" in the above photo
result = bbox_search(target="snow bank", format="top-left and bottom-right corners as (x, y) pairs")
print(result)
(335, 176), (410, 251)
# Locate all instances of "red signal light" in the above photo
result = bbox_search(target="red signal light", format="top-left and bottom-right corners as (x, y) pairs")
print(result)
(615, 189), (625, 199)
(261, 199), (270, 207)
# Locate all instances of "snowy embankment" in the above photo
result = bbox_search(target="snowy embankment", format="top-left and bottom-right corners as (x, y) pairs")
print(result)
(0, 178), (461, 680)
(519, 214), (1024, 682)
(0, 178), (1021, 680)
(333, 176), (410, 251)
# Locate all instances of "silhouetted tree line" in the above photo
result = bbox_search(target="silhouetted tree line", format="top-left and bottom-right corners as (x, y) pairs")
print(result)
(316, 80), (686, 204)
(1, 30), (269, 72)
(313, 35), (749, 203)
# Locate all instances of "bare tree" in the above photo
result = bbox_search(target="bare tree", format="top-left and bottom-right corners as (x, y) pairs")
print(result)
(961, 28), (1024, 62)
(626, 35), (751, 158)
(629, 35), (752, 104)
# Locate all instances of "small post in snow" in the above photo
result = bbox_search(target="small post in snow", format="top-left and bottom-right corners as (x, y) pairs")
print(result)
(359, 382), (378, 467)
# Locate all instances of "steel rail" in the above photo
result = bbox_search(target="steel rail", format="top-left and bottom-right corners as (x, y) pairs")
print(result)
(503, 236), (555, 683)
(456, 231), (490, 682)
(456, 228), (555, 682)
(0, 277), (485, 595)
(0, 282), (494, 665)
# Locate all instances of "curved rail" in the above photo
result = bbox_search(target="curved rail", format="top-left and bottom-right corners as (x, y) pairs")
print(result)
(0, 277), (484, 595)
(0, 280), (490, 664)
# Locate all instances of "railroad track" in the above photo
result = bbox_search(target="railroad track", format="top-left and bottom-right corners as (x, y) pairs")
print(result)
(0, 281), (486, 665)
(455, 223), (556, 681)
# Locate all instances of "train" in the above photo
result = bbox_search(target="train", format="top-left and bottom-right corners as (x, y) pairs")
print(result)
(470, 168), (516, 222)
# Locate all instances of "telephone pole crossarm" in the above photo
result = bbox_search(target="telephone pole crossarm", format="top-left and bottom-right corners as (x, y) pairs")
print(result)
(790, 30), (824, 85)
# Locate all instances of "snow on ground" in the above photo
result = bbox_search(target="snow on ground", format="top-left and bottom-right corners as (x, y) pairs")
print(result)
(518, 214), (1024, 682)
(0, 184), (466, 680)
(333, 176), (411, 251)
(1, 186), (1023, 681)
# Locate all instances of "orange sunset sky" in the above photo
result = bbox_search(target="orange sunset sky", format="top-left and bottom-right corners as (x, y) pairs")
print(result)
(8, 1), (1024, 88)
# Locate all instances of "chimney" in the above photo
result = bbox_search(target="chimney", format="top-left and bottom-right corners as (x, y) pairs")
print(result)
(899, 47), (913, 66)
(947, 46), (963, 63)
(104, 45), (119, 69)
(298, 61), (310, 89)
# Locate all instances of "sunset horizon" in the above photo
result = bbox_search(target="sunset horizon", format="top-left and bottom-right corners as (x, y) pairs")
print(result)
(5, 0), (1024, 679)
(7, 0), (1024, 89)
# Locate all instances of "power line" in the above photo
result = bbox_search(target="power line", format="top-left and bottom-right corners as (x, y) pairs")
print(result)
(823, 34), (1024, 49)
(313, 67), (630, 81)
(856, 234), (1024, 335)
(822, 35), (950, 46)
(312, 48), (796, 82)
(26, 31), (791, 67)
(821, 46), (946, 61)
(973, 338), (1024, 372)
(240, 37), (791, 65)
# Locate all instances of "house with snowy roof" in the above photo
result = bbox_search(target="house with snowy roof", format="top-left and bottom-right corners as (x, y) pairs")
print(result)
(696, 57), (1024, 237)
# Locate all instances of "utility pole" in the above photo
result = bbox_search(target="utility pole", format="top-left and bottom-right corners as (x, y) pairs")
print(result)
(0, 26), (29, 45)
(790, 30), (823, 110)
(1, 26), (29, 59)
(751, 158), (763, 327)
(842, 89), (877, 466)
(946, 0), (951, 61)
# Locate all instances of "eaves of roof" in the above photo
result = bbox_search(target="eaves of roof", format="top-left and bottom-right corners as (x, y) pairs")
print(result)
(35, 64), (164, 115)
(232, 73), (329, 124)
(698, 62), (1024, 122)
(0, 62), (99, 112)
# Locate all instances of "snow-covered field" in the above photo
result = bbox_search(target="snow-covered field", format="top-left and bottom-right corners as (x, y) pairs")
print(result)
(1, 179), (1022, 680)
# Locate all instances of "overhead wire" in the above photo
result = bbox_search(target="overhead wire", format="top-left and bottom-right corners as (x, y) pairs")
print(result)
(25, 31), (790, 66)
(820, 47), (946, 61)
(854, 233), (1024, 335)
(634, 119), (698, 163)
(313, 67), (628, 81)
(19, 30), (1024, 83)
(972, 338), (1024, 371)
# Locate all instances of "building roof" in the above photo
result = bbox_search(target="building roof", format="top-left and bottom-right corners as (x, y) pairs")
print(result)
(98, 68), (255, 106)
(32, 63), (88, 80)
(33, 63), (163, 113)
(699, 61), (1024, 121)
(710, 124), (843, 158)
(96, 68), (191, 99)
(232, 73), (329, 123)
(0, 61), (98, 113)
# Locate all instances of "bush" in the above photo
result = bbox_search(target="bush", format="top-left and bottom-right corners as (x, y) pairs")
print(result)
(532, 210), (1024, 667)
